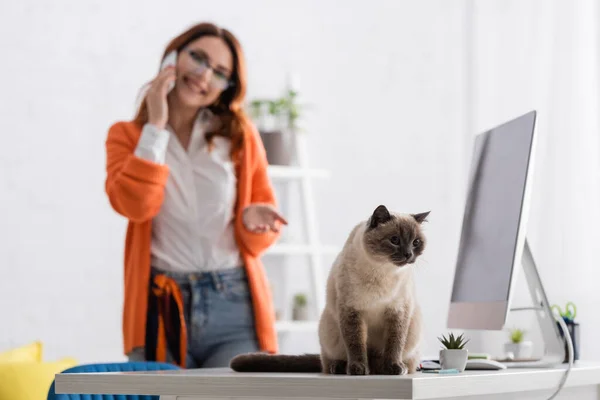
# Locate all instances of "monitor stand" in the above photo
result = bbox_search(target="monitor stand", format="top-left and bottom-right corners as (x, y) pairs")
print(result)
(502, 239), (566, 368)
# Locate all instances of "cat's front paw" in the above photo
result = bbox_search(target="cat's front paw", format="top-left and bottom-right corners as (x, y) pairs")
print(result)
(382, 360), (407, 375)
(328, 360), (347, 375)
(347, 360), (369, 375)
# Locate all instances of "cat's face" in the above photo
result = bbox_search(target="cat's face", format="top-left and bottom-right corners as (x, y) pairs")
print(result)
(363, 205), (429, 267)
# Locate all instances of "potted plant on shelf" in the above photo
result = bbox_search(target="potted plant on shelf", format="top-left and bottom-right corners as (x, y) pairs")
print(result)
(247, 85), (309, 166)
(292, 293), (309, 321)
(438, 332), (469, 372)
(504, 328), (533, 360)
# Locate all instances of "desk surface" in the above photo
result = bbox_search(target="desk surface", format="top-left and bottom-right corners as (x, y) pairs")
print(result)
(55, 361), (600, 400)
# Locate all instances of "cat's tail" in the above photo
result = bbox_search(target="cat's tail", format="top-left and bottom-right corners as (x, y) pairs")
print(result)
(230, 352), (322, 373)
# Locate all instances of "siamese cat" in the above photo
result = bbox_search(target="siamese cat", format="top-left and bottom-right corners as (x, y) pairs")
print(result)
(230, 205), (429, 375)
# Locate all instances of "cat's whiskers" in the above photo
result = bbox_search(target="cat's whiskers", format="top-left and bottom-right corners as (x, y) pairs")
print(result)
(417, 256), (430, 265)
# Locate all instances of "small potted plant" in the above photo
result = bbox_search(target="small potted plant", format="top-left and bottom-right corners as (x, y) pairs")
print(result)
(247, 82), (309, 166)
(292, 293), (309, 321)
(438, 332), (469, 372)
(249, 97), (293, 165)
(504, 328), (533, 360)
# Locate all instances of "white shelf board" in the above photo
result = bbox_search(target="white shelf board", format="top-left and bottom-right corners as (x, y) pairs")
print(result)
(275, 320), (318, 333)
(267, 165), (331, 180)
(266, 243), (339, 256)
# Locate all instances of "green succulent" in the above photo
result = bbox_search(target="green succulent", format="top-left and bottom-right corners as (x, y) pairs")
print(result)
(509, 328), (526, 344)
(438, 332), (469, 350)
(294, 293), (307, 307)
(247, 89), (309, 131)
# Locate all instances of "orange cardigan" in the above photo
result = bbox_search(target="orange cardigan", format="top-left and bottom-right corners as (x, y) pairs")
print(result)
(105, 120), (279, 357)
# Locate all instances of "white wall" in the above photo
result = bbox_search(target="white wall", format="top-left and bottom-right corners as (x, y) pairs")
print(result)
(271, 1), (470, 356)
(5, 0), (596, 366)
(0, 0), (469, 362)
(464, 0), (600, 361)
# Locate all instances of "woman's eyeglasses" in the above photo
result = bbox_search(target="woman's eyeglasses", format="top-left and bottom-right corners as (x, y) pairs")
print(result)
(184, 49), (233, 91)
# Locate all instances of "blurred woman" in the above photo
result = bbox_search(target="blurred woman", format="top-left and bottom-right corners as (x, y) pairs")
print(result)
(104, 22), (286, 368)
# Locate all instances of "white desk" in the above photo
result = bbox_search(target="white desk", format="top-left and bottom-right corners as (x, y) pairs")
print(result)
(55, 361), (600, 400)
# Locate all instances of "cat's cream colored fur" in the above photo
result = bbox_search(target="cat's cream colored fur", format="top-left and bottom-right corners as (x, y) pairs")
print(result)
(319, 215), (424, 375)
(229, 205), (429, 375)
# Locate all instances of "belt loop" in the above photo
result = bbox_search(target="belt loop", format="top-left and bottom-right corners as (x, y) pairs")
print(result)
(211, 271), (223, 291)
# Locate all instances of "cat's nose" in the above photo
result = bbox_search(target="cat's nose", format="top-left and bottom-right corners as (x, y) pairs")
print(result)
(404, 252), (412, 259)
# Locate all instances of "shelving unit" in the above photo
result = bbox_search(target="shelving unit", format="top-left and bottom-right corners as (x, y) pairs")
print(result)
(274, 320), (319, 333)
(263, 131), (337, 334)
(266, 244), (338, 256)
(267, 165), (331, 180)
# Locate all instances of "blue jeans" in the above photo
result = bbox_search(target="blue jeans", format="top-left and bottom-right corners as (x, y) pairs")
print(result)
(131, 266), (259, 368)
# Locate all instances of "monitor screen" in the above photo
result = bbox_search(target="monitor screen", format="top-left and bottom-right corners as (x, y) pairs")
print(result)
(451, 111), (536, 304)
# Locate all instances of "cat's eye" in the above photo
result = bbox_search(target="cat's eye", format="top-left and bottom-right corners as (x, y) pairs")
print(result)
(390, 236), (400, 245)
(413, 239), (421, 247)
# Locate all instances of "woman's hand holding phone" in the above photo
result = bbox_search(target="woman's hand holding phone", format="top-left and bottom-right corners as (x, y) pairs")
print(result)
(146, 66), (176, 130)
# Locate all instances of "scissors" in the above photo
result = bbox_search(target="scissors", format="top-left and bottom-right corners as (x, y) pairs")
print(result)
(551, 301), (577, 321)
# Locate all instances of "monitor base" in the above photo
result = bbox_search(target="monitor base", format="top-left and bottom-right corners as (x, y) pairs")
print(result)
(508, 239), (566, 367)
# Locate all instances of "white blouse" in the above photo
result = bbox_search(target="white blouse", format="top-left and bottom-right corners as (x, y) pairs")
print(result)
(134, 109), (242, 272)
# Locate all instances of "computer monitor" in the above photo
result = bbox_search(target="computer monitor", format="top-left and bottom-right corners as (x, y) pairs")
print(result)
(447, 110), (568, 368)
(448, 110), (538, 330)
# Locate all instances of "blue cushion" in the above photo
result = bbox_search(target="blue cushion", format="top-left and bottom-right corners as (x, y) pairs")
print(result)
(47, 361), (180, 400)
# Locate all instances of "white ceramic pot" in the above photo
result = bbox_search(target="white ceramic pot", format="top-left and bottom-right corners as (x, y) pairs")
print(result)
(292, 306), (309, 321)
(439, 349), (468, 372)
(504, 341), (533, 360)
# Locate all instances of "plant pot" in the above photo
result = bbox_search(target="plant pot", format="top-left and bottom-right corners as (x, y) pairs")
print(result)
(504, 341), (533, 360)
(439, 349), (468, 372)
(292, 305), (309, 321)
(259, 130), (294, 166)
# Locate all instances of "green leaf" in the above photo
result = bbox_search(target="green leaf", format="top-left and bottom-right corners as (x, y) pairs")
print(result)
(438, 332), (469, 349)
(509, 328), (525, 343)
(294, 293), (307, 306)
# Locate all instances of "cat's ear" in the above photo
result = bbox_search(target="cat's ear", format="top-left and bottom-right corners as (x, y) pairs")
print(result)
(412, 211), (430, 224)
(368, 205), (392, 229)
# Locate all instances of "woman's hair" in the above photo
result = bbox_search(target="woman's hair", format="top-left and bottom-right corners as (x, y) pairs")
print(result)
(134, 22), (250, 162)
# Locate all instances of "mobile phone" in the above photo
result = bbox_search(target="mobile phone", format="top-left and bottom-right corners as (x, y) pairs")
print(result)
(161, 50), (177, 93)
